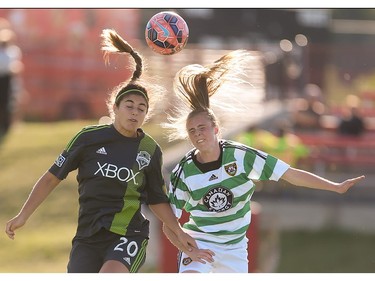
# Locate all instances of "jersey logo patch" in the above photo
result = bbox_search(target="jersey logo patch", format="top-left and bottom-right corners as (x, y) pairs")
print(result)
(54, 154), (66, 167)
(96, 147), (107, 155)
(209, 174), (218, 181)
(136, 151), (151, 170)
(224, 162), (237, 176)
(182, 257), (192, 266)
(203, 186), (233, 212)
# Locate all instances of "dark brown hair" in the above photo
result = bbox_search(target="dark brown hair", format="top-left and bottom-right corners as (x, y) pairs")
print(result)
(100, 29), (165, 121)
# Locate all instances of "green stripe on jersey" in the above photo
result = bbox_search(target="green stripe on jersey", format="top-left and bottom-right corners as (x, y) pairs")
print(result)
(260, 154), (278, 180)
(110, 134), (157, 235)
(170, 140), (285, 245)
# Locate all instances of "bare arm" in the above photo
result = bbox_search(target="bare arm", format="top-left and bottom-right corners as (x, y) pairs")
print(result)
(162, 223), (215, 264)
(5, 171), (61, 239)
(149, 203), (197, 251)
(281, 167), (365, 193)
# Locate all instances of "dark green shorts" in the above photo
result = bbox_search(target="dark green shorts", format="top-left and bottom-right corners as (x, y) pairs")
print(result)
(67, 228), (149, 273)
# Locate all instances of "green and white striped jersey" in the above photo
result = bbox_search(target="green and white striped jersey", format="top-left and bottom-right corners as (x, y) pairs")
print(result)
(168, 139), (290, 245)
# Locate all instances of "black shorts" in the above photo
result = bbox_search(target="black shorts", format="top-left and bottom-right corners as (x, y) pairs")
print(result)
(67, 228), (149, 273)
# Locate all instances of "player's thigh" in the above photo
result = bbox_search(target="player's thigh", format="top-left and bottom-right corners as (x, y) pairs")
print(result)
(67, 240), (102, 273)
(100, 260), (129, 273)
(105, 235), (149, 273)
(179, 238), (248, 273)
(213, 239), (248, 273)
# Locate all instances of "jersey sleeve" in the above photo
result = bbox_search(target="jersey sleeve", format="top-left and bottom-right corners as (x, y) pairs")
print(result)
(144, 145), (169, 205)
(167, 163), (190, 219)
(48, 128), (86, 180)
(245, 146), (290, 181)
(262, 153), (290, 181)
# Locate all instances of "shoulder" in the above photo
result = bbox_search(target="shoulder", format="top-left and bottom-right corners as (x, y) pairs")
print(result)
(180, 148), (195, 165)
(80, 124), (111, 132)
(141, 130), (163, 153)
(76, 124), (112, 139)
(221, 139), (253, 152)
(221, 139), (267, 159)
(142, 130), (160, 146)
(65, 124), (111, 151)
(171, 148), (195, 173)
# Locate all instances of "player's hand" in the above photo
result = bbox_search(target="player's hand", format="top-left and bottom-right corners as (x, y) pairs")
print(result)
(5, 215), (26, 240)
(335, 175), (365, 194)
(176, 230), (197, 251)
(187, 246), (215, 264)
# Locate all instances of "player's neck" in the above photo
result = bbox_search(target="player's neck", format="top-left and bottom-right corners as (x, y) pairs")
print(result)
(196, 144), (221, 163)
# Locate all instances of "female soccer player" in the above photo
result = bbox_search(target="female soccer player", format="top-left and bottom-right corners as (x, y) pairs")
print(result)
(5, 29), (213, 273)
(162, 50), (365, 273)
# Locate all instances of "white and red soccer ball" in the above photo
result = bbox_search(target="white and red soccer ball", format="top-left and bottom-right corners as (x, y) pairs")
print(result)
(145, 11), (189, 55)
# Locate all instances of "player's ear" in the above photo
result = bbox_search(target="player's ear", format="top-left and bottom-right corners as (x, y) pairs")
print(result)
(113, 103), (118, 114)
(214, 125), (219, 135)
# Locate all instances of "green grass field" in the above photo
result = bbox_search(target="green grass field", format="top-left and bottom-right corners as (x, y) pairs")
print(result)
(278, 229), (375, 272)
(1, 120), (374, 273)
(0, 120), (172, 273)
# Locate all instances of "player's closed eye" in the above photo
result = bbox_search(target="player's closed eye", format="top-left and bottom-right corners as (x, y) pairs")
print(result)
(125, 105), (145, 113)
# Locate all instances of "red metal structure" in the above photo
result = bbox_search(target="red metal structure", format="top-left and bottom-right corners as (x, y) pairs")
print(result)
(0, 9), (141, 121)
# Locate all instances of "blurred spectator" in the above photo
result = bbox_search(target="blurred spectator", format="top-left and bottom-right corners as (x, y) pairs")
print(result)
(292, 84), (326, 132)
(272, 121), (310, 166)
(237, 121), (309, 167)
(337, 95), (365, 137)
(0, 18), (23, 140)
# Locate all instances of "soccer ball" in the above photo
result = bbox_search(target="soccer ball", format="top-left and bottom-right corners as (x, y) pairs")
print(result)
(145, 11), (189, 55)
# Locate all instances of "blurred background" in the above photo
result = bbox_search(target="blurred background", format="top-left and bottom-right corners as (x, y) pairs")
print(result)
(0, 8), (375, 273)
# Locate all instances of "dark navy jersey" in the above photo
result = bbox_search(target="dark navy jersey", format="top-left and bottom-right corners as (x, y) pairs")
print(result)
(49, 124), (168, 238)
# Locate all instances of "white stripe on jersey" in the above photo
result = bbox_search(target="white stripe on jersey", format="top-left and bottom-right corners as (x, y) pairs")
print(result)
(169, 139), (290, 245)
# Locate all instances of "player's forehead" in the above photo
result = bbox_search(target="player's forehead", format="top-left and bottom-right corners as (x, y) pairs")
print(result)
(121, 94), (148, 107)
(186, 112), (212, 129)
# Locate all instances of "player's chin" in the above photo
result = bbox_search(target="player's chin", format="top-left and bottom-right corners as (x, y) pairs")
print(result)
(124, 122), (140, 132)
(195, 140), (208, 149)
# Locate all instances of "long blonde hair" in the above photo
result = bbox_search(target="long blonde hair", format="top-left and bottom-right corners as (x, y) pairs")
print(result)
(164, 50), (254, 141)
